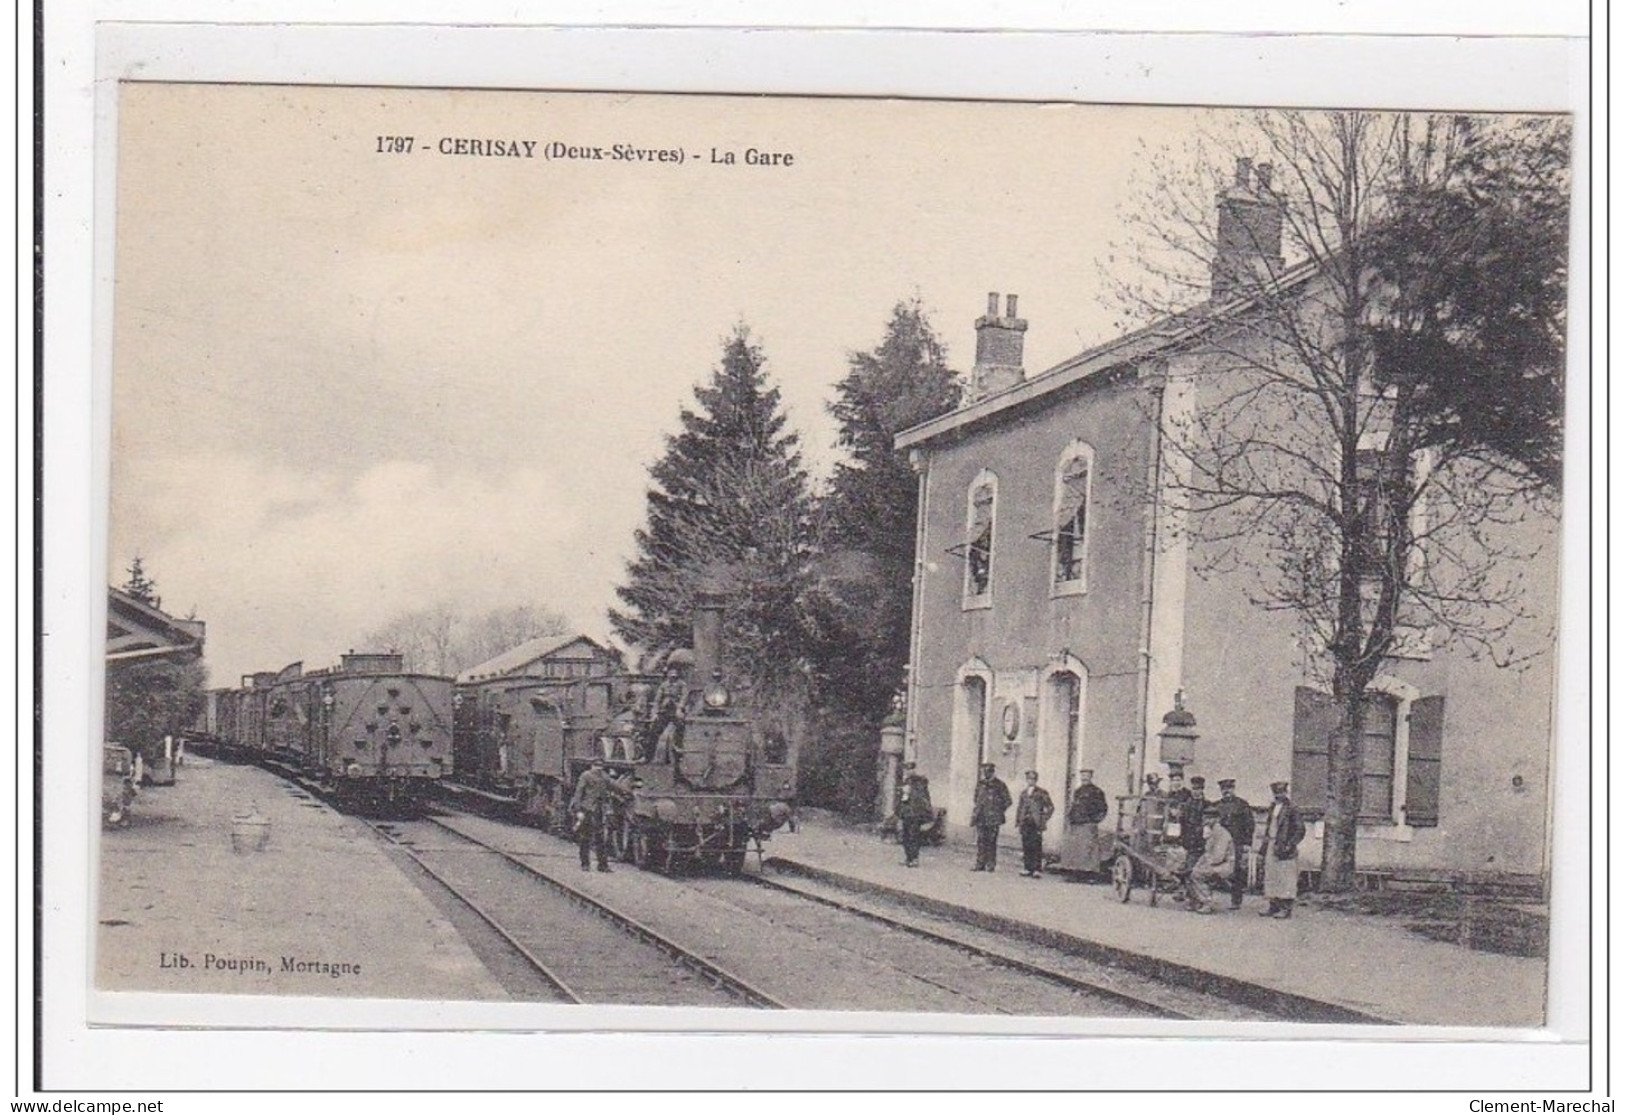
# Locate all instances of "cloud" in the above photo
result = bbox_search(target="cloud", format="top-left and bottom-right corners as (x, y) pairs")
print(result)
(110, 453), (601, 683)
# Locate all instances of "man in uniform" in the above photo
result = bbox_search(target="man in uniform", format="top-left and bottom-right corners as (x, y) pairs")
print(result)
(1015, 770), (1056, 878)
(970, 762), (1012, 872)
(570, 758), (630, 873)
(1260, 780), (1307, 918)
(1213, 778), (1256, 909)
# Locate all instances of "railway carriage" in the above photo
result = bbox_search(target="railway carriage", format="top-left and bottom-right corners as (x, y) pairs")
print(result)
(210, 653), (453, 808)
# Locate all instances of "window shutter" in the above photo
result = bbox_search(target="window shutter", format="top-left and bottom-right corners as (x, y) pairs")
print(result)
(1292, 687), (1339, 820)
(1405, 695), (1445, 827)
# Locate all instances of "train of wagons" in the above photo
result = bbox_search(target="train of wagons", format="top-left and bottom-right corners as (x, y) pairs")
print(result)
(200, 595), (797, 872)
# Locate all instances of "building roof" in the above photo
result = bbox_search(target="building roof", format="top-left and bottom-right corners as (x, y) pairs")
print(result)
(455, 633), (613, 684)
(106, 588), (206, 664)
(896, 259), (1319, 452)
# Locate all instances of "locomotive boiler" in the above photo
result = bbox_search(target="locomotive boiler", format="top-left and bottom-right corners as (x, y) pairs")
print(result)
(451, 595), (796, 872)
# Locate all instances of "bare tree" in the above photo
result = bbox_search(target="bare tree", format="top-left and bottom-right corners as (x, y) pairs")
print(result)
(363, 603), (570, 676)
(1112, 111), (1567, 889)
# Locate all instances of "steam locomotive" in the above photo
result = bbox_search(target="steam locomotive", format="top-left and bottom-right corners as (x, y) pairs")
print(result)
(450, 595), (796, 872)
(204, 652), (453, 809)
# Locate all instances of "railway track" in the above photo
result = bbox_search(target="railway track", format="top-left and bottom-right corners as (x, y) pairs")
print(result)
(431, 811), (1192, 1017)
(711, 870), (1290, 1021)
(372, 817), (786, 1008)
(403, 807), (1360, 1020)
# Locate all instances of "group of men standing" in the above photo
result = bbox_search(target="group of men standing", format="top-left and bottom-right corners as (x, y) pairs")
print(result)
(971, 764), (1056, 877)
(900, 761), (1308, 917)
(1165, 770), (1306, 916)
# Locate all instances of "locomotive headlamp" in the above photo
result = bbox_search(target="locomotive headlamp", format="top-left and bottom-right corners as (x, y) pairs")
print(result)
(703, 672), (731, 711)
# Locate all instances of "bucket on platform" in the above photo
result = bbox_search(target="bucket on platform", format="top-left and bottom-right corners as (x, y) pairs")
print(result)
(231, 809), (270, 854)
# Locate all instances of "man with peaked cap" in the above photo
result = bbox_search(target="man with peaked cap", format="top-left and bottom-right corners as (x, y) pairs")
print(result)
(1179, 776), (1210, 858)
(1260, 780), (1307, 917)
(570, 757), (632, 872)
(970, 762), (1012, 872)
(1015, 770), (1055, 878)
(1213, 778), (1256, 909)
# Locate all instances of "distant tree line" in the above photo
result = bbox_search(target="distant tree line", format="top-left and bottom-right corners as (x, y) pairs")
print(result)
(361, 604), (572, 677)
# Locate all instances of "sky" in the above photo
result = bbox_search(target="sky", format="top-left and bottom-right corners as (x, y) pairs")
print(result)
(108, 85), (1226, 683)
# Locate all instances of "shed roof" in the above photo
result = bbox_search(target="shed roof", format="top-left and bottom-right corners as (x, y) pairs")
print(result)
(455, 633), (613, 684)
(106, 588), (206, 663)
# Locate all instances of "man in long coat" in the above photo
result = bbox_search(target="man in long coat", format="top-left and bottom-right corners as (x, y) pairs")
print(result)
(970, 763), (1012, 872)
(1213, 778), (1256, 909)
(1015, 770), (1056, 878)
(1061, 769), (1110, 879)
(1260, 780), (1307, 918)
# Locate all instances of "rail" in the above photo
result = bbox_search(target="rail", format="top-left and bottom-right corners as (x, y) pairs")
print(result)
(744, 871), (1192, 1020)
(423, 815), (788, 1009)
(368, 821), (582, 1002)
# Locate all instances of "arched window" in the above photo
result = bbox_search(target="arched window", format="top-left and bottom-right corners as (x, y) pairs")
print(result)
(963, 471), (997, 603)
(1053, 443), (1094, 591)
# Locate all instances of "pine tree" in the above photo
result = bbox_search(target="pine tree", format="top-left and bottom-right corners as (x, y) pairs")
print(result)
(611, 327), (815, 728)
(122, 556), (161, 609)
(803, 300), (960, 815)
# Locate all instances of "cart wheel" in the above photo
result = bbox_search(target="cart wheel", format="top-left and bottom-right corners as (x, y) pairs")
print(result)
(1111, 855), (1133, 902)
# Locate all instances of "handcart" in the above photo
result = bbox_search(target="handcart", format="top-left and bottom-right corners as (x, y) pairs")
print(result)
(1107, 793), (1189, 906)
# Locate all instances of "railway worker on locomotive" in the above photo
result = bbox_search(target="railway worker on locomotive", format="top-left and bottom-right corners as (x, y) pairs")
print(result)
(646, 650), (694, 762)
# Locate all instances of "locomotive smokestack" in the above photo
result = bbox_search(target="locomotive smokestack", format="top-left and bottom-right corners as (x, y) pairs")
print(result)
(691, 590), (725, 685)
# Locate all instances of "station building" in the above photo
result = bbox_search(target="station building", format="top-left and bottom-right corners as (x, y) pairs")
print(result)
(895, 161), (1561, 879)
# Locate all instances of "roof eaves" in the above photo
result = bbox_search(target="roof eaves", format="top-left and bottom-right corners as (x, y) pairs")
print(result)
(895, 308), (1212, 451)
(894, 262), (1320, 452)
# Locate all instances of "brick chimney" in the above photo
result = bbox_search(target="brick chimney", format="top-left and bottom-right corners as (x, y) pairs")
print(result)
(965, 292), (1027, 404)
(1211, 157), (1284, 303)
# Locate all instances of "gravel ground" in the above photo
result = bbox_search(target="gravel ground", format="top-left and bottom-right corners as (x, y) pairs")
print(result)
(94, 760), (505, 1001)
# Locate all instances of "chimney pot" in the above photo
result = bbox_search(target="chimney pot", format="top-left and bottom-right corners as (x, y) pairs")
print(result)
(986, 292), (1000, 317)
(1254, 162), (1273, 191)
(1005, 293), (1018, 318)
(1234, 156), (1253, 187)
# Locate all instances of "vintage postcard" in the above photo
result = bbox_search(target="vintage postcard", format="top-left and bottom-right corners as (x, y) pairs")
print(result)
(93, 77), (1577, 1033)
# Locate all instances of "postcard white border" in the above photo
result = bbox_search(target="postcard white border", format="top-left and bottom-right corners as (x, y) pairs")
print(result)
(34, 11), (1595, 1095)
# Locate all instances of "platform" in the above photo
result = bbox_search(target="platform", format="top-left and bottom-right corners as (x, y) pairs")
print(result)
(764, 820), (1548, 1027)
(94, 759), (506, 1001)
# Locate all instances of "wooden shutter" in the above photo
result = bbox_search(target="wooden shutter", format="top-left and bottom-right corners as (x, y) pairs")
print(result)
(1405, 695), (1445, 827)
(1292, 687), (1339, 820)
